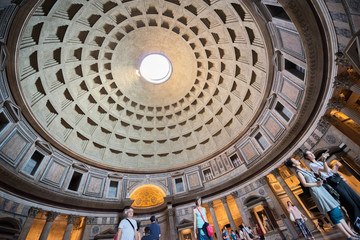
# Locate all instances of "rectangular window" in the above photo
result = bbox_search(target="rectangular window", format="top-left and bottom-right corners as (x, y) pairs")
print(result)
(285, 59), (305, 80)
(230, 154), (241, 167)
(0, 111), (10, 133)
(265, 4), (291, 21)
(68, 171), (83, 191)
(108, 181), (118, 198)
(175, 177), (185, 193)
(23, 151), (44, 176)
(275, 102), (293, 122)
(203, 169), (213, 182)
(255, 133), (269, 150)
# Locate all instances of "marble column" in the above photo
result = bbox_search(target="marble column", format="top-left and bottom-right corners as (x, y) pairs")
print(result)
(207, 201), (221, 240)
(82, 217), (95, 240)
(220, 196), (237, 231)
(18, 207), (41, 240)
(167, 205), (177, 240)
(260, 177), (286, 221)
(62, 215), (77, 240)
(39, 211), (58, 240)
(231, 191), (250, 227)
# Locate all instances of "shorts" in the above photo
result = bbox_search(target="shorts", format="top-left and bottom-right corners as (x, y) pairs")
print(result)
(328, 207), (343, 224)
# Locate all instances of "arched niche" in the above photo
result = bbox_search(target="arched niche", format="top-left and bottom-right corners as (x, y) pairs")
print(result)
(0, 217), (21, 239)
(243, 195), (277, 233)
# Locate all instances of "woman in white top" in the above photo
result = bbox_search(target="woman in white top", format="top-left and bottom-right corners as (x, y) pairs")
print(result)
(304, 150), (360, 233)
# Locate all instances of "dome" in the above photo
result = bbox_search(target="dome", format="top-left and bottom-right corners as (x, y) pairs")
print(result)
(2, 0), (360, 239)
(14, 0), (271, 172)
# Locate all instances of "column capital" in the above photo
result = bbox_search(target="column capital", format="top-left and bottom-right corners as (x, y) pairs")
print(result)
(46, 212), (58, 222)
(85, 216), (95, 224)
(220, 196), (228, 204)
(206, 201), (214, 208)
(327, 97), (346, 111)
(231, 191), (239, 199)
(68, 215), (78, 224)
(28, 207), (41, 218)
(271, 168), (281, 179)
(335, 52), (352, 68)
(168, 208), (174, 216)
(334, 71), (358, 89)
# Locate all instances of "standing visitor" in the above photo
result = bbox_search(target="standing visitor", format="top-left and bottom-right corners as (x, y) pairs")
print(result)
(116, 207), (139, 240)
(141, 227), (151, 240)
(304, 150), (360, 232)
(287, 201), (314, 240)
(238, 225), (247, 240)
(241, 223), (254, 239)
(255, 223), (265, 240)
(193, 196), (213, 240)
(222, 226), (230, 239)
(230, 230), (238, 240)
(284, 158), (359, 240)
(148, 216), (161, 240)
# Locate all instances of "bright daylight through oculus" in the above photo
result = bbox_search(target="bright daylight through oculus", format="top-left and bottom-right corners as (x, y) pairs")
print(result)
(139, 53), (172, 84)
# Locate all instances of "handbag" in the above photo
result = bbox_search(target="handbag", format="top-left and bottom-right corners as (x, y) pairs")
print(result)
(197, 207), (214, 237)
(322, 182), (340, 203)
(326, 173), (342, 187)
(289, 212), (295, 222)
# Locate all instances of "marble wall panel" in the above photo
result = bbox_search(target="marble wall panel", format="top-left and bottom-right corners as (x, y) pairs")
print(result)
(278, 75), (303, 109)
(0, 128), (32, 166)
(40, 157), (70, 188)
(186, 171), (202, 190)
(84, 174), (105, 197)
(276, 26), (304, 60)
(261, 113), (286, 141)
(237, 140), (260, 165)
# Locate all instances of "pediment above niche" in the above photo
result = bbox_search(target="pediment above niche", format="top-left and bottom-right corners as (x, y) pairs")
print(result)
(4, 101), (21, 122)
(72, 162), (89, 172)
(266, 93), (277, 109)
(35, 140), (53, 154)
(108, 173), (123, 179)
(249, 124), (260, 136)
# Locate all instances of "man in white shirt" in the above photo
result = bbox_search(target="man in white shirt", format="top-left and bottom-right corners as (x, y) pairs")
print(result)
(116, 207), (139, 240)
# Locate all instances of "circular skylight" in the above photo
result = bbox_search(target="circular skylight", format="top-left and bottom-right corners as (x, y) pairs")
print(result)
(139, 53), (172, 84)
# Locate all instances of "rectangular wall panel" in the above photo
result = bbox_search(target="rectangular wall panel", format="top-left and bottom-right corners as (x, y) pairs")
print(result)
(261, 113), (286, 141)
(0, 128), (32, 166)
(278, 75), (303, 108)
(40, 157), (70, 188)
(276, 25), (305, 60)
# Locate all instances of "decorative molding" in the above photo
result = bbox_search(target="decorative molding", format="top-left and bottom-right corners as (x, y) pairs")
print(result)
(85, 216), (95, 224)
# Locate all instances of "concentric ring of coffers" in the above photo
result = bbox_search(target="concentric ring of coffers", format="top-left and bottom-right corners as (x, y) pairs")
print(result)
(17, 0), (268, 171)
